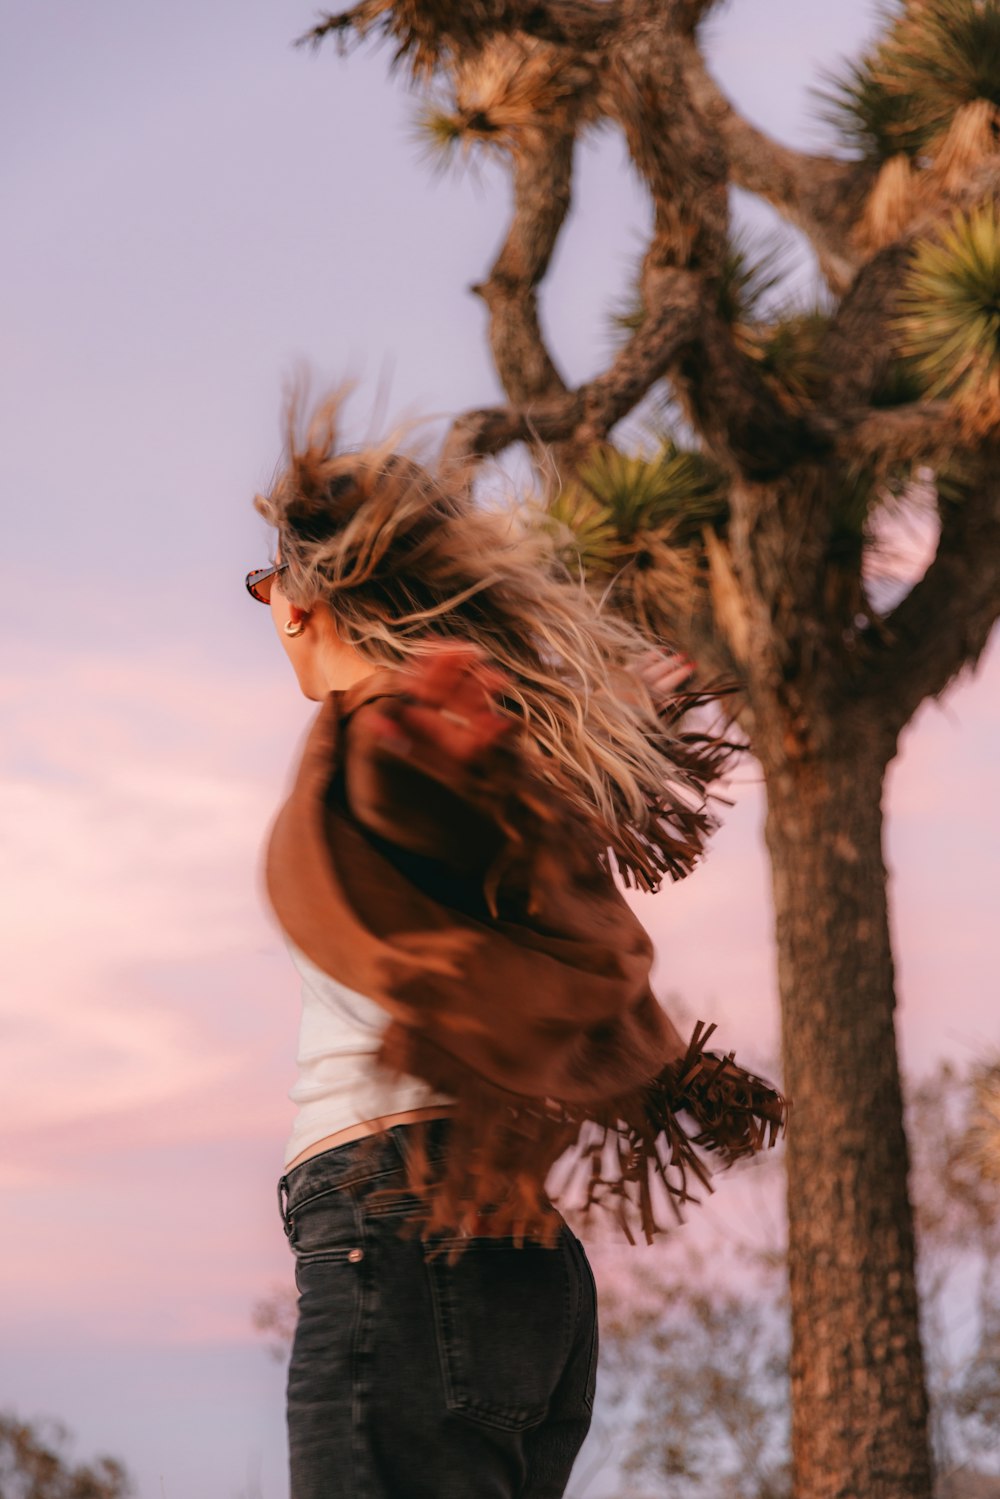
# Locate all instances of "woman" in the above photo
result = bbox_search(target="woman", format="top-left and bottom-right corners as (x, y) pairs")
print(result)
(248, 398), (784, 1499)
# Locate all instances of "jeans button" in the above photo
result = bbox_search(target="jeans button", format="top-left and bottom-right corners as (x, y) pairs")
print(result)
(348, 1248), (364, 1263)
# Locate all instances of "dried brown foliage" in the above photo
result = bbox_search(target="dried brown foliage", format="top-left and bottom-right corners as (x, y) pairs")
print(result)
(0, 1414), (132, 1499)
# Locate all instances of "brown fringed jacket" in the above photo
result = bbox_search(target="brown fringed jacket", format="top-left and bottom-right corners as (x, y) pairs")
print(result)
(265, 658), (786, 1245)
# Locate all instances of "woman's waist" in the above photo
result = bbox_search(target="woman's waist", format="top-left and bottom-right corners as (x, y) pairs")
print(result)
(284, 1104), (454, 1173)
(279, 1110), (456, 1222)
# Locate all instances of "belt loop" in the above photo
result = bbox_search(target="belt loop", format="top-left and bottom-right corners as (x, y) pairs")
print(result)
(277, 1174), (291, 1233)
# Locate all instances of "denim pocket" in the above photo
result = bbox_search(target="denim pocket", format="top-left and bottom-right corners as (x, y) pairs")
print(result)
(423, 1234), (575, 1432)
(287, 1180), (364, 1265)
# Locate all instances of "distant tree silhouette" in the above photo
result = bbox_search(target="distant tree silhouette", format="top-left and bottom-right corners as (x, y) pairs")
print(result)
(596, 1055), (1000, 1498)
(0, 1413), (131, 1499)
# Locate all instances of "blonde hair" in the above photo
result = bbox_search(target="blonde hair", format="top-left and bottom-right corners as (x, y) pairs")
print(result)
(254, 393), (725, 892)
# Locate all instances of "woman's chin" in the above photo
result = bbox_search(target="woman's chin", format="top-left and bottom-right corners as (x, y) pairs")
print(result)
(292, 668), (323, 703)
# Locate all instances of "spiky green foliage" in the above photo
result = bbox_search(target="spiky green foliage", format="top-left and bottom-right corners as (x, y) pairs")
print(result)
(608, 236), (831, 412)
(415, 102), (472, 164)
(548, 443), (728, 643)
(716, 237), (833, 408)
(817, 0), (1000, 162)
(716, 231), (788, 327)
(896, 203), (1000, 407)
(815, 57), (925, 163)
(538, 440), (729, 593)
(751, 309), (833, 405)
(542, 482), (620, 575)
(882, 0), (1000, 138)
(577, 442), (729, 543)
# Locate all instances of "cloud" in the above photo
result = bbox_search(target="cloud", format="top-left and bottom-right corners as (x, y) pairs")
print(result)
(1, 648), (304, 1137)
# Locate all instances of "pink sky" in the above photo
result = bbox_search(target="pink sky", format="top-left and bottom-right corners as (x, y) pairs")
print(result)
(3, 1), (996, 1496)
(3, 631), (995, 1496)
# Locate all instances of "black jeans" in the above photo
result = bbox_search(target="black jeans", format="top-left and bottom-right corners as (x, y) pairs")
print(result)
(278, 1120), (598, 1499)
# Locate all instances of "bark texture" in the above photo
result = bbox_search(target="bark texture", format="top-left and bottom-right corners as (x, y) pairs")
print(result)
(764, 744), (933, 1499)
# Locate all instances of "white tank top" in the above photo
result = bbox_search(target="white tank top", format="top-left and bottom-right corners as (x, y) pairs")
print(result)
(283, 939), (454, 1167)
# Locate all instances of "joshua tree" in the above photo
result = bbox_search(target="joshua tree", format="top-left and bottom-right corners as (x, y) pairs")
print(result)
(298, 2), (1000, 1495)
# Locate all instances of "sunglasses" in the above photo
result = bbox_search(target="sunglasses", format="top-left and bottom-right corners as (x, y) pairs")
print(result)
(245, 561), (288, 604)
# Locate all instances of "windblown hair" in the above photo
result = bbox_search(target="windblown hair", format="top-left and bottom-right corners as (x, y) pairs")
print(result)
(255, 393), (728, 892)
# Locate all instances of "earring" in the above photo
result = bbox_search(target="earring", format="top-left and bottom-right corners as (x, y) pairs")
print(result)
(284, 619), (305, 638)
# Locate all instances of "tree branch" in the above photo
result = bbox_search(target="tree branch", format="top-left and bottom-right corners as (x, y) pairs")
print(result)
(445, 262), (832, 482)
(471, 126), (576, 406)
(441, 271), (705, 474)
(822, 240), (911, 411)
(680, 46), (866, 295)
(676, 312), (832, 478)
(865, 467), (1000, 735)
(837, 401), (965, 471)
(595, 25), (835, 478)
(669, 0), (728, 35)
(580, 271), (705, 435)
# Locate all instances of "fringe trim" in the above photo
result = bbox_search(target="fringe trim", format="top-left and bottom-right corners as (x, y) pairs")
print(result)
(606, 680), (748, 895)
(577, 1020), (787, 1245)
(377, 1020), (787, 1255)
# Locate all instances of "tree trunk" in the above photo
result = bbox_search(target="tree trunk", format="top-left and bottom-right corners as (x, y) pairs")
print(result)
(763, 747), (934, 1499)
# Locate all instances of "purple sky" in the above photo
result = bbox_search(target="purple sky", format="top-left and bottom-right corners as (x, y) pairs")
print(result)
(3, 2), (996, 1496)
